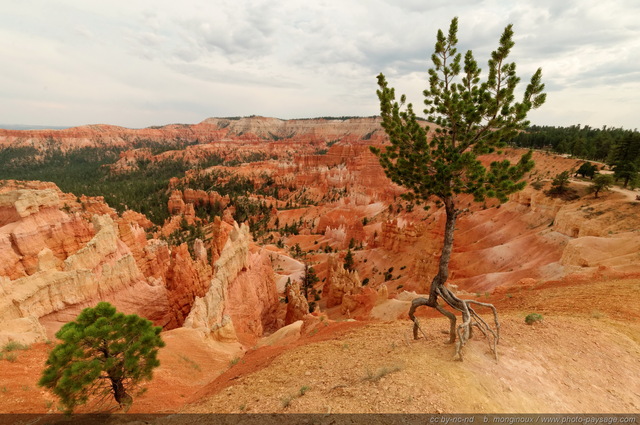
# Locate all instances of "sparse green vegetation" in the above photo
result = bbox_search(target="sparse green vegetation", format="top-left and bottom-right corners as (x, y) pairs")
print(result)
(178, 354), (201, 371)
(549, 171), (571, 195)
(1, 352), (18, 362)
(0, 341), (29, 362)
(531, 178), (544, 190)
(281, 385), (311, 408)
(3, 341), (29, 352)
(363, 365), (402, 382)
(525, 313), (544, 325)
(162, 217), (206, 259)
(298, 385), (310, 396)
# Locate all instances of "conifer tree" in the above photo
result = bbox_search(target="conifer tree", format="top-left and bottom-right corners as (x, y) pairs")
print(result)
(576, 162), (598, 179)
(344, 249), (355, 271)
(590, 173), (615, 198)
(549, 170), (571, 195)
(372, 17), (545, 360)
(302, 262), (320, 300)
(39, 302), (165, 413)
(609, 132), (640, 187)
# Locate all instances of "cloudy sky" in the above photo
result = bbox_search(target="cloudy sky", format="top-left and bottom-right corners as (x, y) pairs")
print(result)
(1, 0), (639, 129)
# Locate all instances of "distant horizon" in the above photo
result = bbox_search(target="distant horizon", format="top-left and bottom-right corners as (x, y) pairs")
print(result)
(1, 115), (638, 133)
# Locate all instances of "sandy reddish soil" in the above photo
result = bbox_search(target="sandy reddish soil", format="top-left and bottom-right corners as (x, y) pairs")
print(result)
(181, 277), (640, 414)
(0, 320), (365, 414)
(569, 177), (639, 202)
(183, 315), (640, 414)
(1, 277), (639, 415)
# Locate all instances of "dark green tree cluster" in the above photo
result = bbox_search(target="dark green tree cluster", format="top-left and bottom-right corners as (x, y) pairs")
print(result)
(222, 151), (268, 165)
(372, 17), (545, 360)
(130, 137), (199, 155)
(163, 217), (207, 259)
(512, 124), (637, 162)
(39, 302), (164, 413)
(180, 171), (278, 199)
(232, 196), (272, 236)
(608, 131), (640, 187)
(514, 126), (640, 188)
(575, 162), (598, 179)
(0, 145), (193, 224)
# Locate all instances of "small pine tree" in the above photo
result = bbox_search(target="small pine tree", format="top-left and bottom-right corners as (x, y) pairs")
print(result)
(590, 173), (615, 198)
(575, 162), (597, 179)
(549, 171), (571, 195)
(344, 249), (355, 271)
(39, 302), (165, 413)
(302, 262), (320, 301)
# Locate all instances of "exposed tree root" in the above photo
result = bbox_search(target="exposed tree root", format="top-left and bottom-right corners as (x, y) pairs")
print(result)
(408, 287), (500, 361)
(411, 317), (429, 341)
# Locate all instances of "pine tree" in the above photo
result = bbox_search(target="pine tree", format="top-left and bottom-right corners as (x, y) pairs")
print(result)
(575, 162), (598, 179)
(39, 302), (165, 413)
(549, 170), (571, 195)
(609, 131), (640, 187)
(344, 249), (355, 271)
(371, 17), (545, 360)
(590, 174), (615, 198)
(301, 262), (320, 301)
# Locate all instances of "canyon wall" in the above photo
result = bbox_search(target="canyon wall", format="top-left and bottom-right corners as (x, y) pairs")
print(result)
(0, 117), (387, 151)
(0, 181), (280, 346)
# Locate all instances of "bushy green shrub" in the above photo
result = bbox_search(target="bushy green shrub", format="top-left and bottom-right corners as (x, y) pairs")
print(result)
(525, 313), (543, 325)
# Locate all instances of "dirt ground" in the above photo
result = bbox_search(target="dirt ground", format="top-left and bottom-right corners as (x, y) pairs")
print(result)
(1, 277), (639, 415)
(183, 314), (640, 414)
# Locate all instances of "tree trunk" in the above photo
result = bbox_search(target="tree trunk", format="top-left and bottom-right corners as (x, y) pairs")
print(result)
(407, 195), (500, 360)
(410, 196), (460, 343)
(110, 377), (132, 410)
(429, 196), (457, 303)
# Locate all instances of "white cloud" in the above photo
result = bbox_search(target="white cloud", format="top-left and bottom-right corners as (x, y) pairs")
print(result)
(1, 0), (639, 129)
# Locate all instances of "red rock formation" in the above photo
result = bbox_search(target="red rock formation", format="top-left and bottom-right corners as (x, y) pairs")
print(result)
(164, 243), (212, 329)
(323, 256), (362, 309)
(284, 279), (310, 325)
(183, 223), (280, 346)
(0, 182), (282, 346)
(0, 185), (94, 279)
(0, 117), (387, 152)
(226, 249), (279, 345)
